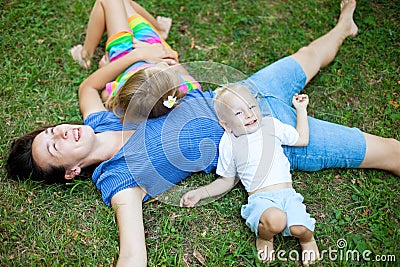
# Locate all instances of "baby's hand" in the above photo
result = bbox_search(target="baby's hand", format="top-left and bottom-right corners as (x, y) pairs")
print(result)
(180, 189), (203, 207)
(292, 94), (309, 110)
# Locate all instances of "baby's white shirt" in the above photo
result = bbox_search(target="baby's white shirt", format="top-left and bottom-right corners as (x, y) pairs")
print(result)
(216, 117), (299, 192)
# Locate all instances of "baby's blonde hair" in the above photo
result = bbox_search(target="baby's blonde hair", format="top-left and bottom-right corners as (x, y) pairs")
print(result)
(106, 66), (186, 123)
(213, 83), (242, 121)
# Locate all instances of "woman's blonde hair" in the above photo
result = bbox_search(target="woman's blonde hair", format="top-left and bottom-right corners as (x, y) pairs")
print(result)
(106, 66), (186, 123)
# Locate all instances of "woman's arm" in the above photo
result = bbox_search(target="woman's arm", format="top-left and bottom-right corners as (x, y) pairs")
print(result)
(111, 187), (148, 267)
(78, 45), (178, 120)
(180, 176), (236, 207)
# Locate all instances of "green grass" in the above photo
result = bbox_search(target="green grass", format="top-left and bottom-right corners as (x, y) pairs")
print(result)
(1, 0), (399, 266)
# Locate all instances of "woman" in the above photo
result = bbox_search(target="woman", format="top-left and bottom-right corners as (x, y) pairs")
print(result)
(7, 0), (400, 266)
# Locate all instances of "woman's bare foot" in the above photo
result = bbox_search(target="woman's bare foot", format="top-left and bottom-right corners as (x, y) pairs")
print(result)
(339, 0), (358, 37)
(70, 44), (91, 69)
(156, 16), (172, 40)
(256, 237), (275, 263)
(300, 239), (320, 266)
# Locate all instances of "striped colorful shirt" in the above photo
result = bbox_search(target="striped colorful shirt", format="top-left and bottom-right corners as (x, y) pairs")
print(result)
(105, 14), (200, 97)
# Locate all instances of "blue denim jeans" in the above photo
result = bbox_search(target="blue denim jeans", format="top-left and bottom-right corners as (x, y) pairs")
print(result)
(240, 57), (366, 171)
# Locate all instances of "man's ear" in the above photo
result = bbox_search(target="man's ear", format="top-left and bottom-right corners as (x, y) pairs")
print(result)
(64, 166), (82, 180)
(219, 120), (232, 133)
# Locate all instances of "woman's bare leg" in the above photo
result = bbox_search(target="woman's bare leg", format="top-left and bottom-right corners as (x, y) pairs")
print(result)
(360, 133), (400, 176)
(288, 0), (400, 176)
(290, 0), (358, 84)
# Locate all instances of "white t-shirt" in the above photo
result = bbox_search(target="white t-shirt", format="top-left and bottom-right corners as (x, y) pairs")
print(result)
(216, 117), (299, 192)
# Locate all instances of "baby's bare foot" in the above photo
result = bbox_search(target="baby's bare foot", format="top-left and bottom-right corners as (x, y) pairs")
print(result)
(156, 16), (172, 40)
(300, 239), (320, 266)
(339, 0), (358, 37)
(256, 237), (275, 263)
(70, 44), (91, 69)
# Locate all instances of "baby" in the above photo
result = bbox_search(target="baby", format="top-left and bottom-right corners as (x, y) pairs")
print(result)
(180, 84), (320, 265)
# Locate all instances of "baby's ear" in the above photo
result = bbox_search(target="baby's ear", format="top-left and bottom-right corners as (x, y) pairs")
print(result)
(218, 120), (232, 133)
(64, 167), (82, 180)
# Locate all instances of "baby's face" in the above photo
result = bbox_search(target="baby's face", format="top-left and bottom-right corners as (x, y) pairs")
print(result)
(219, 86), (262, 137)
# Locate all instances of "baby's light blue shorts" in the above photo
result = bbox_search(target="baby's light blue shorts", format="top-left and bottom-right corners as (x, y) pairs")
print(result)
(241, 188), (315, 236)
(240, 56), (366, 171)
